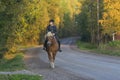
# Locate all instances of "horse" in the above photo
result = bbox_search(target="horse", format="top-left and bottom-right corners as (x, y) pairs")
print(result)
(45, 32), (59, 69)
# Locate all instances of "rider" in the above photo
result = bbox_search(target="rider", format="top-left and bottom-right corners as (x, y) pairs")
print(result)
(43, 19), (62, 52)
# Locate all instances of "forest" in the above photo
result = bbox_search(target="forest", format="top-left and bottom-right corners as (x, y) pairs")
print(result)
(0, 0), (120, 58)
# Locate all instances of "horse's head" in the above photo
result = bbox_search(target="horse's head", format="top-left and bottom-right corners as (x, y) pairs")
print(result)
(46, 32), (55, 46)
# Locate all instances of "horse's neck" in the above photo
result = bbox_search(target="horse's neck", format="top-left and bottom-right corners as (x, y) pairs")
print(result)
(52, 37), (58, 46)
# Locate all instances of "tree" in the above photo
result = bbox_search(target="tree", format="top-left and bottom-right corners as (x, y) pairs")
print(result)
(0, 0), (81, 57)
(76, 0), (98, 43)
(100, 0), (120, 40)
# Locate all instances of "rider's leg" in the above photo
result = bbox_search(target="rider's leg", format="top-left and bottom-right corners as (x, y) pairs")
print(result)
(56, 36), (62, 52)
(43, 39), (47, 50)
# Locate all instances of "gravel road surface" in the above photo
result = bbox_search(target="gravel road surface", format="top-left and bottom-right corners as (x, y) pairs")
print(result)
(24, 37), (120, 80)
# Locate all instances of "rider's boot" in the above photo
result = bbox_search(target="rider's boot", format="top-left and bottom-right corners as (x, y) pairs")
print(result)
(58, 41), (62, 52)
(58, 48), (62, 52)
(43, 47), (46, 50)
(43, 40), (47, 50)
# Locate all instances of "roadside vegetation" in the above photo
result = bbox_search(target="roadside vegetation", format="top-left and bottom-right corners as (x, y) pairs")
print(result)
(0, 74), (42, 80)
(0, 52), (43, 80)
(0, 53), (25, 71)
(77, 40), (120, 56)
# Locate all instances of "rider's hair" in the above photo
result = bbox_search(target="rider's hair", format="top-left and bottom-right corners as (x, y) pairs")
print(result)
(49, 19), (54, 23)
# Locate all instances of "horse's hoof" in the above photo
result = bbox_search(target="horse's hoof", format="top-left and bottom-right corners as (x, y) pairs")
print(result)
(50, 62), (55, 69)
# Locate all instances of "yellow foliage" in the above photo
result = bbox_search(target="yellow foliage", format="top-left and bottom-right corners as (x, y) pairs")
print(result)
(0, 0), (82, 55)
(104, 0), (110, 3)
(4, 53), (16, 60)
(101, 0), (120, 35)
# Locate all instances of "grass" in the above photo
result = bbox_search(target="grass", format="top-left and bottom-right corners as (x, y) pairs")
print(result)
(77, 41), (97, 50)
(0, 47), (8, 59)
(96, 49), (120, 56)
(77, 41), (120, 56)
(0, 74), (42, 80)
(0, 53), (25, 71)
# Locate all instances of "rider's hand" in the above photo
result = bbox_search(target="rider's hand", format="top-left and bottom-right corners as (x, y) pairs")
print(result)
(53, 33), (55, 36)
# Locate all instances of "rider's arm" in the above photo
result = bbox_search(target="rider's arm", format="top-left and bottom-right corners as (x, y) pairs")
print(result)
(46, 26), (50, 33)
(53, 26), (57, 34)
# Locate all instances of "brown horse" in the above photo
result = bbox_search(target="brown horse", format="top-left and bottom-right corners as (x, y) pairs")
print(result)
(46, 32), (59, 68)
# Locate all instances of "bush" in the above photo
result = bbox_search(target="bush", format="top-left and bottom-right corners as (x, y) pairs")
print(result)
(77, 41), (97, 50)
(77, 40), (120, 56)
(0, 47), (8, 59)
(108, 40), (120, 48)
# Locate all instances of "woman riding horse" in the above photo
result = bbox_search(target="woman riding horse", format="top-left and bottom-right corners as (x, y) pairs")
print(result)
(43, 19), (62, 52)
(43, 19), (62, 68)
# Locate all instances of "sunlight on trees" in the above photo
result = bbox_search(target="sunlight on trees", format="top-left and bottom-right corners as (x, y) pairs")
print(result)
(0, 0), (81, 55)
(0, 0), (119, 57)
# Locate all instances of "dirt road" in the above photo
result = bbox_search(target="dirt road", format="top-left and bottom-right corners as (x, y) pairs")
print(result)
(24, 37), (120, 80)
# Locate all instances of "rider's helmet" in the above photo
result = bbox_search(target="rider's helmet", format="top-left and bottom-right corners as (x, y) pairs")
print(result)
(49, 19), (54, 23)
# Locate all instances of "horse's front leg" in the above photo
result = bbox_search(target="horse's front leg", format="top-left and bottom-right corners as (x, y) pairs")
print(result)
(48, 52), (55, 69)
(53, 51), (57, 61)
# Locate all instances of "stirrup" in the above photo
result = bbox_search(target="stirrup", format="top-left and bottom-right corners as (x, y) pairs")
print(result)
(58, 49), (62, 52)
(43, 47), (46, 50)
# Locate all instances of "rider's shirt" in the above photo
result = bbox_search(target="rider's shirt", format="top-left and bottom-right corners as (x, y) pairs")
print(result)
(46, 25), (57, 34)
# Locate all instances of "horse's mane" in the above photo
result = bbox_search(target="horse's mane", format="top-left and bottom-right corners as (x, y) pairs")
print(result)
(46, 32), (53, 37)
